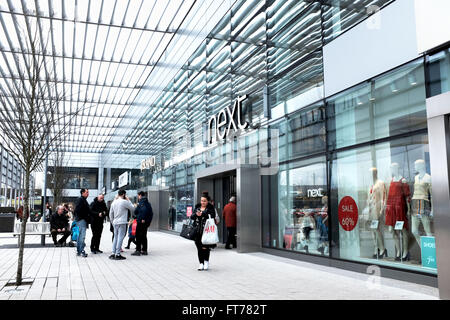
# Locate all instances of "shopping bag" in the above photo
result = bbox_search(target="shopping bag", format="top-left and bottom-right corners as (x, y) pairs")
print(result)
(131, 219), (137, 236)
(180, 219), (197, 240)
(201, 215), (219, 245)
(71, 221), (79, 241)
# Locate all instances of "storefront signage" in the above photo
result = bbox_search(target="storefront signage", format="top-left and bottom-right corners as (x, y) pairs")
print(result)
(141, 156), (156, 170)
(307, 188), (324, 197)
(207, 95), (248, 144)
(338, 196), (358, 231)
(421, 236), (437, 269)
(118, 171), (129, 188)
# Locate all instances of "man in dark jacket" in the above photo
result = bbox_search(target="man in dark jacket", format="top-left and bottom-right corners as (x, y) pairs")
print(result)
(74, 188), (91, 257)
(223, 196), (237, 249)
(50, 206), (71, 247)
(89, 194), (108, 254)
(131, 191), (153, 256)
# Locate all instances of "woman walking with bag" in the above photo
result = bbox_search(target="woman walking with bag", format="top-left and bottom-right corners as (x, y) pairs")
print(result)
(191, 193), (216, 271)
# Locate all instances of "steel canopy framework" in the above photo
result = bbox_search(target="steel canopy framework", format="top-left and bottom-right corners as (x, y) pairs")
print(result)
(0, 0), (393, 170)
(0, 0), (196, 154)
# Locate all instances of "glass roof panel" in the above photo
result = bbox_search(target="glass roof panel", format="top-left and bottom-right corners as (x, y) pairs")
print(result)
(0, 0), (232, 154)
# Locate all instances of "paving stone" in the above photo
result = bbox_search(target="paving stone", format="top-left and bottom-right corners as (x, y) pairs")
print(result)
(0, 228), (440, 300)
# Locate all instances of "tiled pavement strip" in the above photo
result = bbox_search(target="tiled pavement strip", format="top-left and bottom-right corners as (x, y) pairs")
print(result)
(0, 226), (439, 300)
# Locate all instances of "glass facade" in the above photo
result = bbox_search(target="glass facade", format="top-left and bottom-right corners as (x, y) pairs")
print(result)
(330, 134), (433, 272)
(59, 167), (98, 189)
(124, 1), (448, 278)
(427, 47), (450, 97)
(0, 144), (25, 208)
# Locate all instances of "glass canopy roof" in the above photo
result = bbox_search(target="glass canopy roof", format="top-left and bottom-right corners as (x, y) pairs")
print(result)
(0, 0), (393, 164)
(0, 0), (196, 154)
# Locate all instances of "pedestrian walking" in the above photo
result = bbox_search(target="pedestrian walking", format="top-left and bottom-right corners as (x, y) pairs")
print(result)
(45, 202), (53, 221)
(131, 191), (153, 256)
(16, 206), (23, 221)
(109, 189), (135, 260)
(73, 188), (91, 257)
(191, 193), (216, 271)
(223, 196), (237, 249)
(89, 194), (108, 254)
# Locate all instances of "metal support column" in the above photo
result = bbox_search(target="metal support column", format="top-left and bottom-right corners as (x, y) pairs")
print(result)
(427, 91), (450, 300)
(41, 136), (49, 246)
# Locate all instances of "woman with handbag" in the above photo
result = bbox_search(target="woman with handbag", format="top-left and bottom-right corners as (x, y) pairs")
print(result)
(190, 193), (216, 271)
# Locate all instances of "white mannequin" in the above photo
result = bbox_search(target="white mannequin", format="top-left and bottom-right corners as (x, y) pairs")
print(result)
(386, 163), (410, 260)
(367, 167), (386, 258)
(411, 159), (433, 248)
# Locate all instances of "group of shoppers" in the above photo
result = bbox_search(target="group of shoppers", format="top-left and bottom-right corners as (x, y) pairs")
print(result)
(49, 187), (238, 271)
(52, 188), (153, 260)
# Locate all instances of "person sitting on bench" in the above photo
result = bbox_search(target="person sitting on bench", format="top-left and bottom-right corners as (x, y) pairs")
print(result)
(50, 205), (71, 247)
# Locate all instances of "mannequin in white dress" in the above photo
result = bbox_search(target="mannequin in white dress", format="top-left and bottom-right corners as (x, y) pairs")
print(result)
(411, 159), (433, 249)
(367, 167), (387, 258)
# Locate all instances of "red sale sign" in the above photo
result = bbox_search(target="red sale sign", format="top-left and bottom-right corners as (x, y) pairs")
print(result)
(338, 196), (358, 231)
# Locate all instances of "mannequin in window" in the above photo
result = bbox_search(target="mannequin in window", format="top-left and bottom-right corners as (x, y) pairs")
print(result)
(316, 196), (329, 255)
(298, 210), (315, 253)
(385, 163), (411, 261)
(411, 159), (433, 249)
(367, 167), (387, 258)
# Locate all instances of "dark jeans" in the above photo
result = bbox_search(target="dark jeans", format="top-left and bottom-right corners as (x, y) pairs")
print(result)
(135, 222), (150, 252)
(51, 229), (71, 244)
(226, 227), (237, 248)
(90, 222), (103, 251)
(195, 239), (211, 263)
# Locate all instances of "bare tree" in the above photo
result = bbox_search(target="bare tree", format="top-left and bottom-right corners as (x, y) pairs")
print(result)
(0, 22), (86, 285)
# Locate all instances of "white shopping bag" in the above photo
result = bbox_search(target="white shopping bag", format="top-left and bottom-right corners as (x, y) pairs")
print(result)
(201, 214), (219, 245)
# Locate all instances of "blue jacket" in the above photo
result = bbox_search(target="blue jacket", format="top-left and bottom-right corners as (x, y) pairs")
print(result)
(134, 197), (153, 225)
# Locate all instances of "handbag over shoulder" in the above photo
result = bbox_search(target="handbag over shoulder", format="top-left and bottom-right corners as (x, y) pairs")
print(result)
(180, 219), (198, 240)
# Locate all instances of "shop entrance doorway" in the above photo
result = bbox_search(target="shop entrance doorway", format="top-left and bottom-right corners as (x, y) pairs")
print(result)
(195, 165), (261, 253)
(196, 170), (236, 245)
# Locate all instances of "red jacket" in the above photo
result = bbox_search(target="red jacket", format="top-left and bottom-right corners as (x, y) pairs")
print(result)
(223, 202), (237, 227)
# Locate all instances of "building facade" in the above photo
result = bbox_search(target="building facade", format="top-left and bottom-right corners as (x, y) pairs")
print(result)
(98, 0), (450, 298)
(0, 144), (27, 209)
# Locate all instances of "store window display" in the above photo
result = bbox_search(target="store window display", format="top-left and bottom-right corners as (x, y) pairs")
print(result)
(385, 162), (411, 261)
(366, 167), (387, 259)
(410, 159), (433, 248)
(331, 134), (436, 274)
(278, 158), (328, 256)
(316, 196), (329, 255)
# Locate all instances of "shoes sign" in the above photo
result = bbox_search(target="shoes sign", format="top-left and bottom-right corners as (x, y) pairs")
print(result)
(141, 155), (156, 171)
(207, 95), (248, 144)
(338, 196), (358, 231)
(420, 236), (437, 269)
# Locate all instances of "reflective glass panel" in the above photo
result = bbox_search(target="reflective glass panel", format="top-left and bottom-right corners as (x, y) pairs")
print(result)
(330, 134), (437, 274)
(327, 59), (426, 150)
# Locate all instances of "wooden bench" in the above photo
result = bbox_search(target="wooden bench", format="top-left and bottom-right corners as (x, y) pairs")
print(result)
(13, 222), (51, 247)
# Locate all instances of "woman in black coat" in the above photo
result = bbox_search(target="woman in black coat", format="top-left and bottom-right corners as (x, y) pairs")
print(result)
(190, 194), (216, 271)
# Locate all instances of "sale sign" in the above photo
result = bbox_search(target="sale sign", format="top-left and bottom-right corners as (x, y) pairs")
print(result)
(338, 196), (358, 231)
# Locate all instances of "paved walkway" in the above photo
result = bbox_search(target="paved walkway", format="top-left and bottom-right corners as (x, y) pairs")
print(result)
(0, 226), (440, 300)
